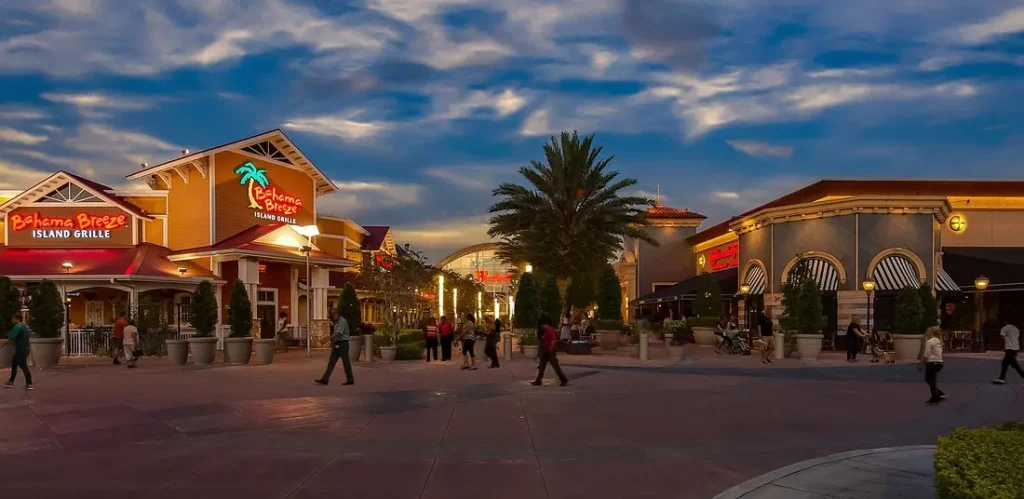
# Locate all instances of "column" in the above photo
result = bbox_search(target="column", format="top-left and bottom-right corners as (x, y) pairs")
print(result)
(214, 284), (224, 350)
(310, 267), (331, 348)
(837, 290), (868, 332)
(289, 268), (299, 326)
(237, 258), (261, 337)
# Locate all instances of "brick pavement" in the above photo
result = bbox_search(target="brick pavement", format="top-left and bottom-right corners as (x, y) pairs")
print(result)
(1, 346), (1021, 498)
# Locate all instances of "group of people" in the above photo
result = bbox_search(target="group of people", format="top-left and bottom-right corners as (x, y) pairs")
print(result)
(711, 310), (776, 364)
(423, 314), (501, 369)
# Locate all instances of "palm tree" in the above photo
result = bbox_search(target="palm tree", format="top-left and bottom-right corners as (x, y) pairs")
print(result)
(235, 161), (269, 209)
(488, 131), (655, 280)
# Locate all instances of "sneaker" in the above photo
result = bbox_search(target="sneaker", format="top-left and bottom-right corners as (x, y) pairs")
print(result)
(560, 380), (570, 387)
(927, 399), (941, 405)
(127, 365), (137, 369)
(342, 381), (354, 386)
(113, 359), (121, 365)
(25, 385), (33, 390)
(314, 379), (328, 386)
(3, 382), (14, 389)
(530, 381), (542, 386)
(992, 379), (1007, 385)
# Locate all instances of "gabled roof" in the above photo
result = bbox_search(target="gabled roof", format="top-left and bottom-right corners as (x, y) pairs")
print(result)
(126, 129), (338, 196)
(0, 170), (152, 220)
(0, 244), (219, 281)
(168, 223), (354, 267)
(362, 225), (395, 253)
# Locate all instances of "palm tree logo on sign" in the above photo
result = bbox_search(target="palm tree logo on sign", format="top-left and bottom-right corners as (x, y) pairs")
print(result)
(235, 161), (269, 209)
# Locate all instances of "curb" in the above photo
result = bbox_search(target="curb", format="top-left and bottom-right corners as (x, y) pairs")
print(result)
(712, 445), (937, 499)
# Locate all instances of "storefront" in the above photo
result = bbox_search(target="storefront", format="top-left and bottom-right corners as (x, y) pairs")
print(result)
(0, 130), (394, 352)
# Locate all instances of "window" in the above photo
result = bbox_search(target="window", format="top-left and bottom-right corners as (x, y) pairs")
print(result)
(241, 141), (293, 165)
(39, 182), (102, 203)
(257, 290), (276, 303)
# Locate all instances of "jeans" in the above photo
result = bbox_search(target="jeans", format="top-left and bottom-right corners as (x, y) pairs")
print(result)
(320, 341), (354, 384)
(999, 350), (1024, 381)
(535, 350), (568, 383)
(111, 337), (124, 363)
(440, 336), (453, 361)
(925, 362), (944, 401)
(8, 349), (32, 385)
(425, 337), (439, 361)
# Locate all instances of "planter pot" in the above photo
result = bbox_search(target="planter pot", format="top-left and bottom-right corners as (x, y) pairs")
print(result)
(692, 327), (717, 346)
(627, 344), (640, 358)
(668, 345), (686, 361)
(29, 337), (63, 367)
(473, 338), (486, 359)
(795, 334), (824, 361)
(892, 334), (925, 361)
(253, 339), (276, 365)
(224, 338), (253, 365)
(380, 346), (397, 362)
(598, 330), (620, 351)
(0, 340), (13, 368)
(166, 339), (189, 365)
(348, 335), (364, 363)
(663, 333), (673, 345)
(523, 344), (539, 360)
(188, 337), (218, 365)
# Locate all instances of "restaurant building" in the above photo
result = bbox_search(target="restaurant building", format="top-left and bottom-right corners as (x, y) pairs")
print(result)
(0, 130), (396, 351)
(626, 180), (1024, 349)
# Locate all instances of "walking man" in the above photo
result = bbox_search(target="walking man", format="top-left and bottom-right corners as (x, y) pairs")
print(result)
(532, 315), (569, 387)
(315, 312), (354, 386)
(992, 318), (1024, 385)
(112, 312), (127, 365)
(485, 317), (501, 368)
(4, 313), (32, 390)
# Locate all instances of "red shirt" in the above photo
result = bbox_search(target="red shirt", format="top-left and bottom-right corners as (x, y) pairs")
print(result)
(541, 325), (559, 353)
(439, 322), (453, 337)
(113, 317), (127, 339)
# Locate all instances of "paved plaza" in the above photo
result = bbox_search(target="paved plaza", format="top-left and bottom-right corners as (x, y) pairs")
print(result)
(2, 346), (1022, 498)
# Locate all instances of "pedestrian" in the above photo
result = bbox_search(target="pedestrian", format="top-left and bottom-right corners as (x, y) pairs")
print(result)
(460, 313), (477, 370)
(112, 312), (127, 365)
(3, 313), (32, 390)
(276, 311), (290, 352)
(424, 317), (440, 362)
(921, 326), (945, 404)
(714, 313), (730, 354)
(759, 310), (775, 364)
(315, 311), (354, 386)
(439, 316), (454, 361)
(485, 317), (501, 368)
(122, 319), (140, 368)
(846, 315), (867, 362)
(560, 313), (571, 341)
(532, 314), (569, 386)
(992, 317), (1024, 385)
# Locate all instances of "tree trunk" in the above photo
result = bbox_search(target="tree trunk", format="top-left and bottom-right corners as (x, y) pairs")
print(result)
(247, 179), (260, 208)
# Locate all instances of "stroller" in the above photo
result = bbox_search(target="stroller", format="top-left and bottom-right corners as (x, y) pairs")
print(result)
(869, 331), (895, 364)
(723, 331), (752, 355)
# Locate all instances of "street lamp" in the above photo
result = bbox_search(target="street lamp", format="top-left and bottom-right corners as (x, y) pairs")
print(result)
(525, 264), (533, 273)
(62, 262), (72, 355)
(438, 274), (445, 318)
(975, 275), (990, 352)
(453, 287), (458, 318)
(477, 291), (482, 321)
(862, 278), (876, 339)
(739, 283), (751, 331)
(293, 224), (319, 359)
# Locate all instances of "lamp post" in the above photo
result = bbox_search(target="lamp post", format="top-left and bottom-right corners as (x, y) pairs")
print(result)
(477, 291), (482, 321)
(524, 264), (533, 274)
(862, 279), (876, 340)
(292, 224), (319, 358)
(176, 267), (187, 337)
(61, 262), (72, 355)
(438, 274), (445, 318)
(453, 287), (458, 318)
(739, 283), (750, 331)
(974, 275), (989, 352)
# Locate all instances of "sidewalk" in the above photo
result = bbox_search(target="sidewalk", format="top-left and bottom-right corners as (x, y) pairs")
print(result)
(714, 446), (936, 499)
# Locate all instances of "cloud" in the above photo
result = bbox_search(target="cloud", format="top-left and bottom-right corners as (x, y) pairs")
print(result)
(620, 0), (719, 69)
(283, 115), (391, 141)
(712, 191), (739, 200)
(519, 109), (552, 137)
(423, 164), (515, 191)
(0, 159), (51, 189)
(0, 108), (46, 120)
(947, 6), (1024, 44)
(320, 179), (423, 215)
(391, 215), (492, 258)
(726, 140), (794, 159)
(918, 52), (1024, 71)
(41, 92), (156, 112)
(436, 88), (528, 121)
(54, 124), (179, 181)
(0, 127), (48, 145)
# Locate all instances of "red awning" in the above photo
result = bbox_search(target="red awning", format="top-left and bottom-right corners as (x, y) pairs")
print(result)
(0, 244), (220, 281)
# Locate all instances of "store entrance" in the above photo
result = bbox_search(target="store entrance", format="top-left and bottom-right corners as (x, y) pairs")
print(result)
(256, 289), (278, 339)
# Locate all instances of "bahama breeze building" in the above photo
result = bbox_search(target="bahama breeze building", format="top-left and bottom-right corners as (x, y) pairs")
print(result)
(0, 130), (398, 354)
(618, 180), (1024, 350)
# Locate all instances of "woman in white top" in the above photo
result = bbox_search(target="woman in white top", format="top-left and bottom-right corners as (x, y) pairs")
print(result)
(921, 326), (945, 404)
(123, 319), (140, 369)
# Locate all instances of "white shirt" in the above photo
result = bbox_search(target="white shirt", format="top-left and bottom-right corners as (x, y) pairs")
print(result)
(1000, 325), (1020, 351)
(923, 337), (943, 363)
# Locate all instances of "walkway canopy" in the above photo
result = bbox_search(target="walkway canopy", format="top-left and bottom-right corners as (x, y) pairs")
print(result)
(943, 248), (1024, 292)
(635, 268), (738, 305)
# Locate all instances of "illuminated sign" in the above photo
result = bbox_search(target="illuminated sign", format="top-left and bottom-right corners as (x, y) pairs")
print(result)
(948, 214), (967, 234)
(474, 270), (512, 284)
(10, 211), (128, 240)
(697, 241), (739, 272)
(375, 253), (394, 269)
(235, 161), (304, 224)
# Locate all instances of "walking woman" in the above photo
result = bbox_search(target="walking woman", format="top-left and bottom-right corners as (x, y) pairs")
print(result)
(424, 317), (440, 362)
(532, 314), (569, 386)
(123, 319), (140, 368)
(921, 326), (945, 404)
(439, 316), (454, 361)
(846, 315), (867, 362)
(3, 313), (32, 390)
(485, 317), (501, 368)
(759, 310), (775, 364)
(276, 311), (290, 352)
(460, 313), (477, 370)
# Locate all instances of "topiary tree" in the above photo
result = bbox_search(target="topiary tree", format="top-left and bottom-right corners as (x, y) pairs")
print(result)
(28, 279), (64, 338)
(894, 285), (924, 335)
(339, 282), (362, 332)
(189, 280), (219, 338)
(918, 282), (938, 333)
(539, 275), (562, 320)
(596, 265), (622, 322)
(567, 273), (596, 314)
(227, 279), (253, 338)
(692, 272), (723, 319)
(779, 258), (826, 339)
(513, 272), (539, 329)
(0, 277), (21, 337)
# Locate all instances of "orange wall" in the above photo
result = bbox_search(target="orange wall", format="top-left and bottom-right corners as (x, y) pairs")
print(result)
(214, 151), (315, 242)
(0, 220), (5, 244)
(7, 206), (135, 248)
(144, 218), (165, 246)
(121, 196), (167, 215)
(166, 166), (211, 250)
(317, 237), (346, 258)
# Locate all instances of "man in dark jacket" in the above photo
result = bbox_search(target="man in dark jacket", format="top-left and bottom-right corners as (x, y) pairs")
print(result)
(531, 315), (568, 387)
(4, 313), (32, 390)
(485, 318), (501, 368)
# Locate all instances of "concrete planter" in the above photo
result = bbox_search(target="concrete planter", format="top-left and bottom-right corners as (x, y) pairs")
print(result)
(188, 337), (218, 365)
(348, 335), (364, 363)
(668, 345), (686, 361)
(380, 346), (397, 362)
(224, 337), (253, 365)
(692, 327), (717, 346)
(166, 339), (189, 365)
(598, 330), (620, 351)
(663, 333), (673, 345)
(892, 334), (925, 361)
(0, 340), (13, 368)
(795, 334), (824, 361)
(523, 344), (539, 360)
(29, 337), (63, 367)
(253, 339), (276, 365)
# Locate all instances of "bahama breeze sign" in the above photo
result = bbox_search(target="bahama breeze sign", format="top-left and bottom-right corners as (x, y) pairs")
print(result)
(235, 161), (304, 225)
(6, 207), (133, 247)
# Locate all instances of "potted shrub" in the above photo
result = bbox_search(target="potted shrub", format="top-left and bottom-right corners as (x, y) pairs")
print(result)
(514, 272), (540, 349)
(779, 259), (827, 360)
(668, 321), (693, 361)
(891, 284), (925, 360)
(595, 266), (624, 350)
(27, 280), (64, 367)
(187, 280), (219, 365)
(377, 323), (399, 362)
(0, 277), (20, 368)
(627, 327), (641, 358)
(690, 273), (724, 346)
(521, 331), (540, 359)
(224, 280), (254, 365)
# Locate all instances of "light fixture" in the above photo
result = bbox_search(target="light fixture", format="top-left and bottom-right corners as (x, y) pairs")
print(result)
(739, 283), (751, 295)
(177, 267), (187, 277)
(62, 262), (73, 270)
(525, 264), (533, 273)
(477, 291), (482, 320)
(975, 275), (990, 291)
(494, 297), (499, 319)
(438, 274), (445, 317)
(293, 224), (320, 238)
(453, 287), (458, 316)
(862, 279), (876, 293)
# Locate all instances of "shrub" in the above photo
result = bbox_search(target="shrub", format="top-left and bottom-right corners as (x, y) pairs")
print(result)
(0, 277), (21, 337)
(227, 279), (253, 338)
(918, 282), (938, 333)
(539, 275), (563, 319)
(27, 279), (63, 338)
(519, 331), (540, 346)
(687, 316), (719, 328)
(596, 265), (622, 321)
(779, 258), (825, 339)
(377, 322), (401, 347)
(594, 319), (623, 331)
(189, 280), (219, 338)
(357, 323), (376, 336)
(568, 273), (596, 313)
(339, 283), (362, 332)
(935, 424), (1024, 499)
(513, 272), (540, 329)
(398, 329), (424, 344)
(894, 285), (924, 335)
(395, 342), (424, 360)
(692, 272), (723, 319)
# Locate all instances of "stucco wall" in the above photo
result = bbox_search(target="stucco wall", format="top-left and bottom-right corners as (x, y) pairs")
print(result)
(772, 215), (857, 291)
(739, 227), (772, 293)
(637, 226), (697, 295)
(858, 213), (934, 284)
(941, 210), (1024, 248)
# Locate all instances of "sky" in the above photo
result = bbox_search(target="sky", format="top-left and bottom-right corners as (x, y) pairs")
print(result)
(1, 0), (1023, 262)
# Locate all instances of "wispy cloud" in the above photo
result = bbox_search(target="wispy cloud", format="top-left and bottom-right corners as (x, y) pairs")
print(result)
(284, 115), (391, 141)
(0, 159), (51, 189)
(947, 6), (1024, 44)
(0, 108), (46, 120)
(726, 140), (794, 159)
(321, 179), (423, 215)
(391, 214), (492, 258)
(423, 164), (515, 191)
(41, 92), (157, 112)
(0, 127), (48, 145)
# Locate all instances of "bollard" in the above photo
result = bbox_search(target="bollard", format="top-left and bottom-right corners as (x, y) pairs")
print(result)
(639, 333), (649, 361)
(502, 332), (513, 361)
(364, 333), (374, 362)
(774, 332), (784, 360)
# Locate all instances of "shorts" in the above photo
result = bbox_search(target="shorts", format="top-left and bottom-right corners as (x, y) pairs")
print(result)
(462, 339), (475, 357)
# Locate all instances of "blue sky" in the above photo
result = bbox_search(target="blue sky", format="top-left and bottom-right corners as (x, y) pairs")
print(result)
(1, 0), (1023, 261)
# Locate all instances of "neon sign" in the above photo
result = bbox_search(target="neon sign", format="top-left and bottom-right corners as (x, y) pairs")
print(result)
(10, 211), (128, 240)
(235, 161), (304, 224)
(375, 253), (394, 269)
(474, 270), (511, 284)
(699, 241), (739, 272)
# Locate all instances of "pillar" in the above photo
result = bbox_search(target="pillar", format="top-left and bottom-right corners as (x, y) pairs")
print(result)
(214, 284), (224, 350)
(237, 258), (261, 337)
(289, 267), (299, 326)
(838, 289), (869, 333)
(310, 267), (331, 348)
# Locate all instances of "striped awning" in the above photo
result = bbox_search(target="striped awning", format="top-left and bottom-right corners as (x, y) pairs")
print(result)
(788, 257), (840, 292)
(871, 255), (920, 291)
(744, 265), (766, 295)
(935, 267), (961, 293)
